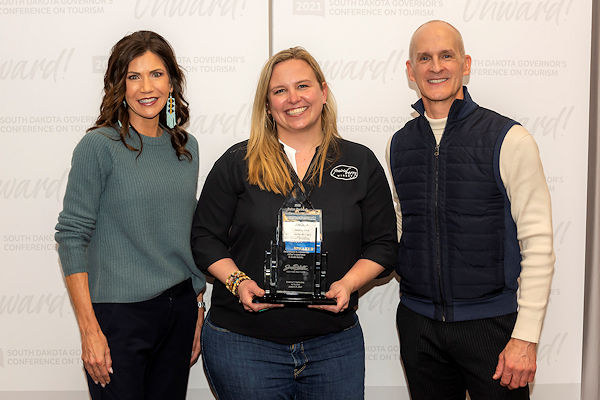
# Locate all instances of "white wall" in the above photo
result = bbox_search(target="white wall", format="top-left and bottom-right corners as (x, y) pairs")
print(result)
(0, 0), (591, 398)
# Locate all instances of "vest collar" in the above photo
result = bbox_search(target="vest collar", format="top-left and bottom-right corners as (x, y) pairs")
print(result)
(411, 86), (479, 122)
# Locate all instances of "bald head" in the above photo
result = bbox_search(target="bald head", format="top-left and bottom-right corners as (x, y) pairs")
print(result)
(409, 20), (466, 63)
(404, 19), (472, 118)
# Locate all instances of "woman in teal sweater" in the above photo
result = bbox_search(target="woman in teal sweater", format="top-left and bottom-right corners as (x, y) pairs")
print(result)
(55, 31), (205, 399)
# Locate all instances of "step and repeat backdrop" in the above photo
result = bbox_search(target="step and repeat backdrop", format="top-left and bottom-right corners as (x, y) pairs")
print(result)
(0, 0), (592, 398)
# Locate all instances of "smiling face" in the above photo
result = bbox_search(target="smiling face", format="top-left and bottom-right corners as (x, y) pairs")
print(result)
(267, 59), (328, 140)
(125, 51), (172, 129)
(407, 21), (471, 118)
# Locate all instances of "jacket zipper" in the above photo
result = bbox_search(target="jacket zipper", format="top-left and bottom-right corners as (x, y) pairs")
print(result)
(433, 143), (446, 321)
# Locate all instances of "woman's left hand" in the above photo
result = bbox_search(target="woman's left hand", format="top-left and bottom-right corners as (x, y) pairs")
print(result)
(308, 259), (385, 313)
(308, 279), (352, 313)
(190, 302), (204, 366)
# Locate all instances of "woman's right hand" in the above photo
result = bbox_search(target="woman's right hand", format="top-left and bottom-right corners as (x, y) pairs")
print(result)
(206, 259), (284, 313)
(237, 280), (283, 312)
(81, 328), (113, 387)
(65, 273), (113, 387)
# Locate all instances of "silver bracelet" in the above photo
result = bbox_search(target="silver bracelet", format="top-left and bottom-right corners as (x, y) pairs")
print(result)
(197, 301), (206, 310)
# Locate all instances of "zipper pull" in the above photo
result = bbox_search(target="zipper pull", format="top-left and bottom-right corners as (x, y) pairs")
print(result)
(434, 144), (440, 158)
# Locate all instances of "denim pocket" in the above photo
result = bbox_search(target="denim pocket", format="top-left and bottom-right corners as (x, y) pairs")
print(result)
(205, 315), (232, 333)
(342, 313), (360, 332)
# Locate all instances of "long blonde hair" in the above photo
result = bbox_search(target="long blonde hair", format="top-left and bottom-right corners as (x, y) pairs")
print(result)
(246, 47), (340, 195)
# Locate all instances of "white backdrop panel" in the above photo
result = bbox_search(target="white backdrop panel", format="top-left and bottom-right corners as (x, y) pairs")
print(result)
(0, 0), (592, 398)
(0, 0), (268, 397)
(273, 1), (590, 399)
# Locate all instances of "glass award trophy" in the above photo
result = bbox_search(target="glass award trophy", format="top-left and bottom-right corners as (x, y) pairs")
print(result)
(254, 181), (335, 305)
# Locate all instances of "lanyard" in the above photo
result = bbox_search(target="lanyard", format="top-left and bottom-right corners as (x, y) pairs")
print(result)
(276, 148), (321, 244)
(280, 147), (319, 209)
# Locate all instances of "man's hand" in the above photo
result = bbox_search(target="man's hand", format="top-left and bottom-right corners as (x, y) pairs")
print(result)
(493, 338), (537, 389)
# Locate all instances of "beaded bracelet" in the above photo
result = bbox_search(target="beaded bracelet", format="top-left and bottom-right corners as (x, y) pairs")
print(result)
(231, 275), (250, 297)
(225, 271), (250, 297)
(225, 270), (246, 290)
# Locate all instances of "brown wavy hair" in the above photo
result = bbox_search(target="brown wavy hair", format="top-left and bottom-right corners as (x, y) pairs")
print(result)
(89, 30), (192, 160)
(246, 46), (341, 195)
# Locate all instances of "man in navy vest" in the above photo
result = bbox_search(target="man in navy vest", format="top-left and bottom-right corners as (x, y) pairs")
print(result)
(388, 20), (555, 399)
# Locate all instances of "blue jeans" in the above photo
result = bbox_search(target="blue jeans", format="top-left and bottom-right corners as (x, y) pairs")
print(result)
(201, 313), (365, 400)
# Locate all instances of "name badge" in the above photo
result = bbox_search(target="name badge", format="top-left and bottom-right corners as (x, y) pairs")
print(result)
(281, 208), (322, 253)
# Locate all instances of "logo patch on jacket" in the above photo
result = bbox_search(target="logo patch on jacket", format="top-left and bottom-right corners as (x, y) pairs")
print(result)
(330, 165), (358, 180)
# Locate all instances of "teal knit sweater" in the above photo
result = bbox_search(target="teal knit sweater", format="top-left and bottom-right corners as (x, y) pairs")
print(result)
(55, 126), (205, 302)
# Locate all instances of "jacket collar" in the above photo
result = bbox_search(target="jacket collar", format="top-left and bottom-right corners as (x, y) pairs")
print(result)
(411, 86), (479, 122)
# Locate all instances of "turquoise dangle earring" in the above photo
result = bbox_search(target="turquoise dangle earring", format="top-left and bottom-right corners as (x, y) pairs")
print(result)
(166, 93), (176, 129)
(118, 100), (127, 128)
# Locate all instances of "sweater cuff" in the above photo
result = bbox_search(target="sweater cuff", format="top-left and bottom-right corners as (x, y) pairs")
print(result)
(191, 273), (207, 295)
(511, 311), (544, 343)
(57, 245), (88, 277)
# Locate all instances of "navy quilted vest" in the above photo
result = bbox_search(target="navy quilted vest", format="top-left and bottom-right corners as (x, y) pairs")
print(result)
(390, 88), (522, 321)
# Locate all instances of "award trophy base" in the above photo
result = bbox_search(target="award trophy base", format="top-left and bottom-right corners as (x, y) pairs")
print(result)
(253, 242), (336, 306)
(253, 294), (336, 305)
